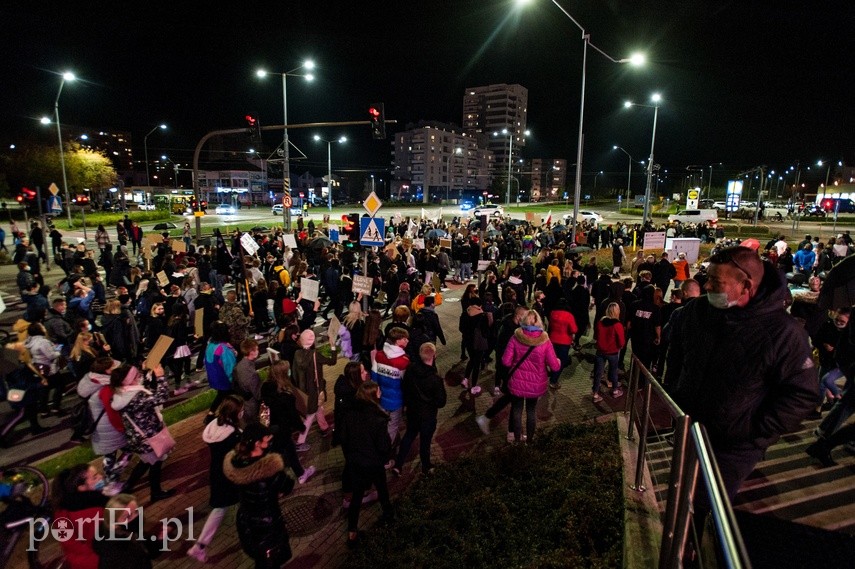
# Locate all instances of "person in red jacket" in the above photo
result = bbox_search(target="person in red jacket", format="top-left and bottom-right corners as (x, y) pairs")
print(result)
(547, 297), (578, 389)
(53, 463), (109, 569)
(671, 252), (691, 289)
(593, 302), (626, 401)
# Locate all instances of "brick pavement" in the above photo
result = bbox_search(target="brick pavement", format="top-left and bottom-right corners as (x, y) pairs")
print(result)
(15, 278), (623, 569)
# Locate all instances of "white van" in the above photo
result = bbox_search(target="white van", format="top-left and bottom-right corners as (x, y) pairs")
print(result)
(667, 209), (719, 226)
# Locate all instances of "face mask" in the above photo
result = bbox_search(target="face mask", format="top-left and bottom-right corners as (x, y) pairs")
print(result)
(707, 292), (737, 310)
(87, 323), (93, 331)
(835, 320), (848, 330)
(92, 478), (105, 491)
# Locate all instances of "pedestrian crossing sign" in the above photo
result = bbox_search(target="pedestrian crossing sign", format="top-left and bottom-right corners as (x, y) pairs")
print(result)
(360, 217), (385, 246)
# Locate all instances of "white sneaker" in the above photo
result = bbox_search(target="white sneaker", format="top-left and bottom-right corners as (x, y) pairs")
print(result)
(475, 415), (490, 435)
(187, 543), (208, 563)
(506, 432), (527, 443)
(298, 465), (316, 485)
(461, 377), (470, 389)
(101, 481), (125, 497)
(492, 386), (502, 397)
(173, 386), (190, 396)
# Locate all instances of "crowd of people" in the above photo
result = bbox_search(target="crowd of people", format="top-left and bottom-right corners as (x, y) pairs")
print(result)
(1, 211), (854, 566)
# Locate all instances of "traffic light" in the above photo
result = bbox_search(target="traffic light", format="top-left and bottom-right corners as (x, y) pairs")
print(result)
(369, 103), (385, 139)
(347, 213), (360, 241)
(245, 113), (262, 143)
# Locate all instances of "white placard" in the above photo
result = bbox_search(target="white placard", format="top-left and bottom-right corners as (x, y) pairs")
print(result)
(352, 275), (373, 296)
(240, 233), (260, 256)
(477, 260), (490, 271)
(0, 293), (6, 314)
(283, 233), (299, 249)
(412, 238), (425, 250)
(643, 231), (667, 250)
(300, 278), (320, 302)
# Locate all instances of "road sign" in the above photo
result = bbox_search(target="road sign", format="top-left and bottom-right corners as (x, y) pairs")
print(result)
(363, 191), (382, 217)
(49, 183), (60, 196)
(48, 195), (62, 213)
(282, 193), (293, 208)
(360, 217), (385, 246)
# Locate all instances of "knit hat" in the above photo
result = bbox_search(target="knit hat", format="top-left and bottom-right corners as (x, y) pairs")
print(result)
(282, 298), (298, 314)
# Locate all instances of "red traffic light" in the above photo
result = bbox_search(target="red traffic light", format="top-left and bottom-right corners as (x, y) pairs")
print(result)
(369, 107), (380, 117)
(245, 114), (257, 126)
(15, 195), (23, 203)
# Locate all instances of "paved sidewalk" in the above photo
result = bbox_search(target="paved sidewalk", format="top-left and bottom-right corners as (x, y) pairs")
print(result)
(7, 277), (625, 569)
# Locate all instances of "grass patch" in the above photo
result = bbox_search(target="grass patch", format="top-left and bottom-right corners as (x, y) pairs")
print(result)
(68, 210), (175, 229)
(35, 389), (216, 479)
(344, 421), (624, 569)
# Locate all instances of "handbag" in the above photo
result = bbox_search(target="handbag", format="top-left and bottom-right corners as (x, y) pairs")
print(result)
(292, 387), (309, 417)
(126, 415), (176, 460)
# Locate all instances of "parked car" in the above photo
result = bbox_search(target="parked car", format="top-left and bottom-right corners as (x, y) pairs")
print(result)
(667, 209), (719, 225)
(152, 222), (177, 231)
(215, 204), (236, 215)
(138, 203), (156, 211)
(562, 210), (603, 224)
(802, 204), (827, 217)
(819, 197), (855, 213)
(271, 204), (284, 215)
(472, 203), (505, 217)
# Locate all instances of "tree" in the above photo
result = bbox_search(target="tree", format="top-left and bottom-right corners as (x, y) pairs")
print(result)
(0, 142), (116, 203)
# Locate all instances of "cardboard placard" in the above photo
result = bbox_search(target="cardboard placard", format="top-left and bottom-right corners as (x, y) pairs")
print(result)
(352, 275), (373, 296)
(145, 234), (161, 246)
(412, 238), (425, 250)
(525, 212), (536, 222)
(439, 238), (452, 249)
(171, 240), (186, 253)
(477, 260), (490, 272)
(300, 278), (320, 302)
(431, 273), (442, 292)
(194, 308), (204, 337)
(283, 233), (299, 249)
(156, 271), (170, 287)
(144, 335), (174, 371)
(240, 233), (260, 256)
(327, 315), (342, 345)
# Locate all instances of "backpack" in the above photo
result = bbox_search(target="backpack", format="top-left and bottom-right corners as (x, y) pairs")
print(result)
(274, 265), (291, 287)
(69, 391), (105, 442)
(135, 294), (151, 318)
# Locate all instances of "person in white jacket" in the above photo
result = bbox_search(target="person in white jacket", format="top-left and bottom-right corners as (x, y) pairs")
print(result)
(24, 323), (62, 416)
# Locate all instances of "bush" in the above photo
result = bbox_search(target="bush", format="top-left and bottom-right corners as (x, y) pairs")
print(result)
(344, 421), (624, 569)
(68, 210), (174, 229)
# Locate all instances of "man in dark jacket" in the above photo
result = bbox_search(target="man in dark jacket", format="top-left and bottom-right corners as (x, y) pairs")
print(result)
(391, 342), (447, 475)
(418, 296), (446, 346)
(666, 246), (816, 503)
(192, 282), (221, 370)
(652, 252), (677, 294)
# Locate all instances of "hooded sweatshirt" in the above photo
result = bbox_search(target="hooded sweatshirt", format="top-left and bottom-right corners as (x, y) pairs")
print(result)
(202, 419), (241, 508)
(372, 342), (410, 412)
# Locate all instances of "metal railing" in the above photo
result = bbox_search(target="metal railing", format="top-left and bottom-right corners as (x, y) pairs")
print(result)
(623, 355), (752, 569)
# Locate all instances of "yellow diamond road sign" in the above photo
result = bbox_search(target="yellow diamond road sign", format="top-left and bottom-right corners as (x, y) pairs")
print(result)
(363, 191), (382, 217)
(49, 183), (60, 196)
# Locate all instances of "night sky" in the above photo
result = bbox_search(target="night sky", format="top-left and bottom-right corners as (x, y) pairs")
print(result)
(2, 1), (853, 188)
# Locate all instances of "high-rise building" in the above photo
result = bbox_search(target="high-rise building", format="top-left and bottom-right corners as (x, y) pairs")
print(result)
(391, 121), (494, 203)
(462, 84), (528, 180)
(529, 159), (568, 202)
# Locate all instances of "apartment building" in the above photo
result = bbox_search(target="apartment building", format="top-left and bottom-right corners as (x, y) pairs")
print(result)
(462, 84), (528, 179)
(529, 158), (568, 202)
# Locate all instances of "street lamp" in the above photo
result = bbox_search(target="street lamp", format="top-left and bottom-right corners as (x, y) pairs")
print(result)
(593, 170), (603, 192)
(257, 60), (315, 229)
(493, 128), (530, 206)
(517, 0), (645, 242)
(144, 124), (167, 187)
(613, 145), (633, 210)
(49, 71), (76, 228)
(161, 155), (180, 187)
(313, 135), (346, 211)
(448, 146), (463, 203)
(624, 93), (662, 224)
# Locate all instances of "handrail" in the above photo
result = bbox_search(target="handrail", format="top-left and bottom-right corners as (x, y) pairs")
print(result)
(622, 355), (751, 569)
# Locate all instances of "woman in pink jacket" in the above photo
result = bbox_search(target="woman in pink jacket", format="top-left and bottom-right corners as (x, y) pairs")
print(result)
(502, 310), (561, 443)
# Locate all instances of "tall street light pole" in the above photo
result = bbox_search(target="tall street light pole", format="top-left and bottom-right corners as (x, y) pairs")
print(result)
(314, 135), (346, 212)
(613, 145), (633, 211)
(493, 128), (529, 206)
(624, 94), (662, 224)
(257, 61), (315, 230)
(144, 124), (167, 187)
(519, 0), (645, 243)
(52, 71), (75, 228)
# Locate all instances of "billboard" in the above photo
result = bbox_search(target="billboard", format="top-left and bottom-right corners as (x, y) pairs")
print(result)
(725, 180), (743, 212)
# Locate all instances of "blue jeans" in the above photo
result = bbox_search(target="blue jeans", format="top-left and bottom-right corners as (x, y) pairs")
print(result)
(593, 353), (620, 393)
(460, 262), (472, 280)
(821, 368), (844, 398)
(395, 415), (438, 473)
(550, 344), (571, 385)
